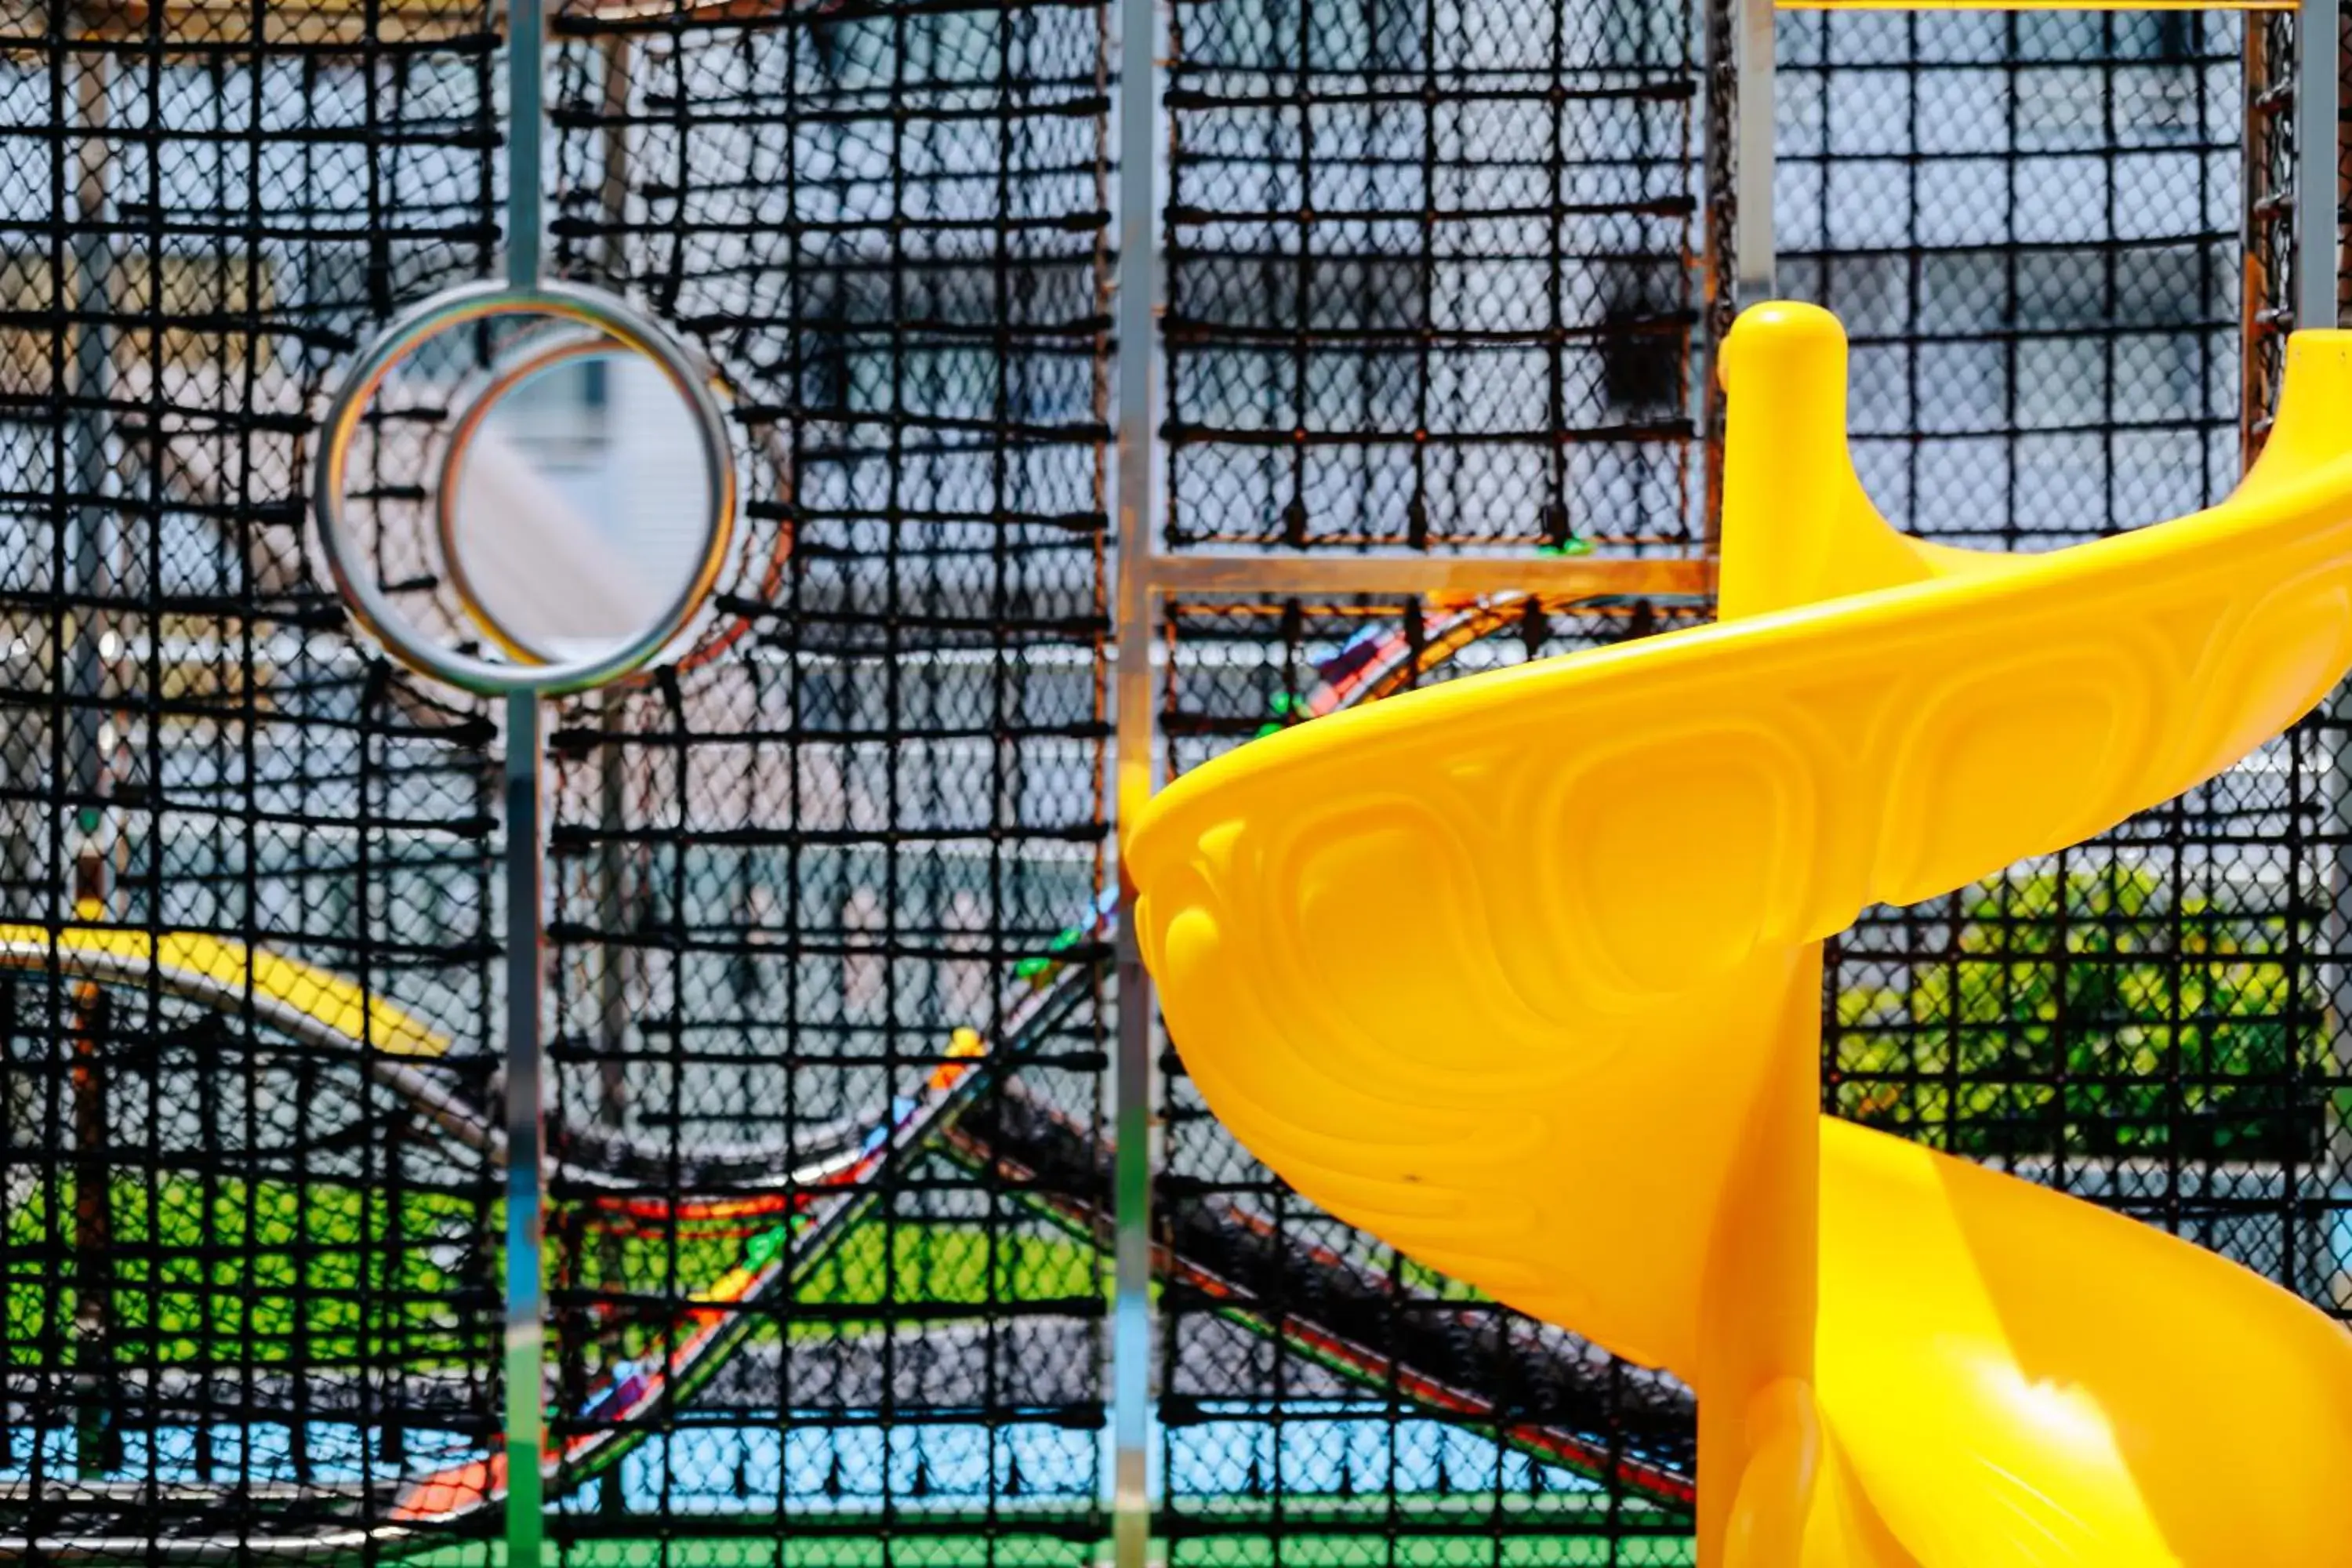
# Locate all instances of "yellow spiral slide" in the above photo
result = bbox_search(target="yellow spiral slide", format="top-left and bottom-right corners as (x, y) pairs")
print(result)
(1123, 302), (2352, 1565)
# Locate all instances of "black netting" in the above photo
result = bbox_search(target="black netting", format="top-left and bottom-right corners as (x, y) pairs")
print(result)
(2, 0), (1115, 1557)
(1778, 8), (2351, 1309)
(0, 2), (506, 1555)
(1162, 0), (1710, 554)
(533, 0), (1115, 1559)
(5, 0), (2352, 1562)
(1777, 10), (2243, 544)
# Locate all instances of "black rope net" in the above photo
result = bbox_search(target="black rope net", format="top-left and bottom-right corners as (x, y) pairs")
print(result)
(1779, 6), (2352, 1312)
(1154, 7), (2352, 1565)
(531, 0), (1115, 1555)
(3, 0), (2350, 1560)
(1152, 0), (1715, 1551)
(1, 0), (1117, 1559)
(0, 0), (507, 1554)
(1160, 0), (1708, 556)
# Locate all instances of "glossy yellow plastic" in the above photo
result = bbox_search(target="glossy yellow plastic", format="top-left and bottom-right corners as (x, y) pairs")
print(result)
(1784, 3), (2289, 11)
(1123, 301), (2352, 1565)
(0, 920), (450, 1056)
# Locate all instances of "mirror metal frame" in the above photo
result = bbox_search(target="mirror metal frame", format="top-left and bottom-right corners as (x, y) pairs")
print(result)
(312, 278), (738, 697)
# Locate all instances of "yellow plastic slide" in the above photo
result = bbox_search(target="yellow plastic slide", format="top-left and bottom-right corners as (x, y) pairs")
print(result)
(0, 921), (449, 1056)
(1123, 302), (2352, 1565)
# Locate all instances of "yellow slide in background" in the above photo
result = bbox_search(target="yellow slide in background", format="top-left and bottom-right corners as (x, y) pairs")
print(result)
(1123, 302), (2352, 1564)
(0, 921), (450, 1057)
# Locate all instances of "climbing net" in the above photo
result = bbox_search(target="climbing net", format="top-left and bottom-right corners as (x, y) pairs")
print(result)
(2, 0), (2347, 1563)
(1780, 9), (2349, 1304)
(0, 0), (1116, 1555)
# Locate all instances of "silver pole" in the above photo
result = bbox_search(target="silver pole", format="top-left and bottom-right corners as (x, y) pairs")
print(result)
(503, 1), (550, 1553)
(594, 33), (637, 1149)
(507, 0), (546, 292)
(503, 688), (548, 1566)
(1733, 0), (1776, 306)
(1109, 0), (1160, 1549)
(2298, 0), (2338, 332)
(2297, 0), (2352, 1310)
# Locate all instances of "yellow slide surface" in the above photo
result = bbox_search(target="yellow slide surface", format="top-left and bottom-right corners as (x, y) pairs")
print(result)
(0, 921), (450, 1057)
(1123, 303), (2352, 1564)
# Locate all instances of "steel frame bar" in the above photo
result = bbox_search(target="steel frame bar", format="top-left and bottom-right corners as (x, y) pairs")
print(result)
(1108, 0), (1161, 1556)
(1143, 554), (1711, 599)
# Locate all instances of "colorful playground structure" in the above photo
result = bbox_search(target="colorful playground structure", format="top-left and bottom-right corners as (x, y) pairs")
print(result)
(10, 0), (2352, 1559)
(1125, 303), (2352, 1563)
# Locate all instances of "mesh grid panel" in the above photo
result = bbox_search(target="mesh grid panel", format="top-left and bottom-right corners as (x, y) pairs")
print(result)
(1777, 8), (2352, 1310)
(0, 2), (506, 1555)
(1776, 9), (2244, 545)
(1162, 0), (1708, 554)
(536, 0), (1115, 1557)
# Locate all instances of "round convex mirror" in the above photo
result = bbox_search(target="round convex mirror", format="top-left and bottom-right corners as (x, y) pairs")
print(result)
(440, 343), (717, 668)
(312, 282), (736, 697)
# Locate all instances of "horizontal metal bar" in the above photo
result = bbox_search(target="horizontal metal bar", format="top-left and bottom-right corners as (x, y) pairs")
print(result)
(1145, 552), (1714, 599)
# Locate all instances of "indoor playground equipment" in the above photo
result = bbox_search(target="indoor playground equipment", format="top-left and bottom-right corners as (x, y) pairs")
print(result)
(1125, 302), (2352, 1565)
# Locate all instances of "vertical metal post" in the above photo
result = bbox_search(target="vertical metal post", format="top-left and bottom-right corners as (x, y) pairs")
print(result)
(64, 32), (116, 1486)
(2299, 0), (2339, 331)
(1109, 0), (1160, 1552)
(503, 689), (548, 1566)
(593, 30), (638, 1177)
(67, 43), (113, 835)
(507, 0), (546, 292)
(503, 0), (551, 1552)
(2297, 0), (2352, 1308)
(1733, 0), (1776, 307)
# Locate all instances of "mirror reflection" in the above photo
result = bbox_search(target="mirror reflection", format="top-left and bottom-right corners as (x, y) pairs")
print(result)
(442, 339), (716, 666)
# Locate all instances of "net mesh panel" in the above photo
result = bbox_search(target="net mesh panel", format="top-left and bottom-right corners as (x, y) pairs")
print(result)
(1161, 0), (1707, 555)
(5, 0), (2350, 1559)
(0, 1), (506, 1556)
(1156, 598), (1704, 1566)
(535, 0), (1114, 1556)
(1778, 9), (2352, 1312)
(1154, 0), (1712, 1549)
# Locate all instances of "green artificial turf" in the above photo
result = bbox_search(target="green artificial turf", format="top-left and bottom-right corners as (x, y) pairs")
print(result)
(4, 1174), (1102, 1369)
(2, 1172), (485, 1367)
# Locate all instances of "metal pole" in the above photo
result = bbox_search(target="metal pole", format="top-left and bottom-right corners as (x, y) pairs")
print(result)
(1733, 0), (1776, 307)
(503, 688), (548, 1566)
(1109, 0), (1160, 1552)
(593, 32), (637, 1283)
(2295, 0), (2352, 1310)
(503, 1), (550, 1552)
(2299, 0), (2339, 332)
(507, 0), (546, 292)
(65, 31), (116, 1485)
